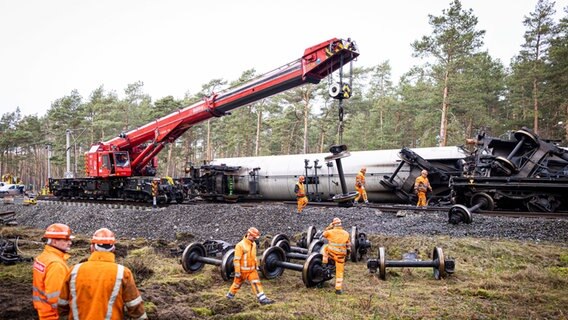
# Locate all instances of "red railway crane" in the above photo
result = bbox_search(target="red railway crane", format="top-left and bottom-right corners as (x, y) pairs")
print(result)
(50, 38), (358, 202)
(86, 38), (358, 178)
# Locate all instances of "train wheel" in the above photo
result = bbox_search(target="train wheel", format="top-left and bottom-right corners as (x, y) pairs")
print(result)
(380, 176), (397, 189)
(493, 156), (517, 174)
(525, 195), (557, 213)
(514, 129), (538, 147)
(470, 192), (494, 211)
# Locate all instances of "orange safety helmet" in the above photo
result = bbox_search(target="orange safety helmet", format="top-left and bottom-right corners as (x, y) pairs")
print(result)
(247, 227), (261, 240)
(43, 223), (75, 240)
(331, 217), (342, 226)
(91, 228), (116, 245)
(299, 176), (305, 182)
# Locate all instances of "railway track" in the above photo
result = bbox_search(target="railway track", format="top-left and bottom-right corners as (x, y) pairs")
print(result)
(30, 197), (568, 220)
(283, 201), (568, 220)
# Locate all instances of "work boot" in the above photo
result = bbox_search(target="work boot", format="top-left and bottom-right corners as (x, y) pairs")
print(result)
(335, 289), (343, 295)
(259, 297), (274, 305)
(364, 200), (369, 204)
(226, 292), (235, 300)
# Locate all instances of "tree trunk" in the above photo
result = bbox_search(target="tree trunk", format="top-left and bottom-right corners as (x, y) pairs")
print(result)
(439, 68), (450, 147)
(255, 102), (263, 156)
(319, 129), (326, 153)
(466, 117), (473, 140)
(303, 90), (311, 154)
(166, 143), (173, 177)
(184, 131), (193, 171)
(533, 78), (539, 134)
(206, 120), (211, 160)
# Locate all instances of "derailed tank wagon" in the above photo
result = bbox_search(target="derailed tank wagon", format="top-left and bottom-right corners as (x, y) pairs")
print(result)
(208, 146), (466, 203)
(203, 127), (568, 216)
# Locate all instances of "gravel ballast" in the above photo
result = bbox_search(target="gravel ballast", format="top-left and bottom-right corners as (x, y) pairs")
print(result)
(6, 202), (568, 244)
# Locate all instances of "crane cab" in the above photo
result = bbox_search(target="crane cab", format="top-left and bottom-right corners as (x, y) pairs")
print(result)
(86, 147), (132, 178)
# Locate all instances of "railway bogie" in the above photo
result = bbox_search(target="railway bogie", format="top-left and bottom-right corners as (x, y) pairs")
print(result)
(449, 127), (568, 213)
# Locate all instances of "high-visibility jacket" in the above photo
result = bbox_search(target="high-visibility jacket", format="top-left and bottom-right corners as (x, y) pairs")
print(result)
(414, 176), (431, 191)
(322, 226), (351, 259)
(294, 182), (306, 198)
(233, 237), (257, 273)
(58, 251), (147, 320)
(33, 245), (71, 320)
(355, 171), (366, 188)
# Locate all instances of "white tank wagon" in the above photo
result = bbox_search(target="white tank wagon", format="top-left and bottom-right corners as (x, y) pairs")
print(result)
(210, 146), (466, 202)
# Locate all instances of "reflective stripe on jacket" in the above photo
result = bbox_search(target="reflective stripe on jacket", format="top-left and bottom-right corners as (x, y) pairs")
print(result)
(33, 245), (70, 320)
(58, 251), (147, 320)
(322, 227), (351, 256)
(233, 237), (257, 273)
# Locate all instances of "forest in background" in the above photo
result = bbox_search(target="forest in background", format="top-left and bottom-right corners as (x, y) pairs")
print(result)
(1, 0), (567, 189)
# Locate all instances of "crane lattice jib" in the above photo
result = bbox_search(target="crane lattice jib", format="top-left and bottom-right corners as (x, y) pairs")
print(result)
(87, 38), (358, 177)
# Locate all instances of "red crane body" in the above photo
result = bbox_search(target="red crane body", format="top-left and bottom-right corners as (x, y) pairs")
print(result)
(85, 38), (358, 178)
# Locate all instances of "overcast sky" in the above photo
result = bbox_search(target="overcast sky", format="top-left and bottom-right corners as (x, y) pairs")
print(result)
(1, 0), (567, 117)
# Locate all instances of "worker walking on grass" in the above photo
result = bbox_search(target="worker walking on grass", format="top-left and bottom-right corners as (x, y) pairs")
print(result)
(354, 167), (369, 204)
(33, 223), (74, 320)
(322, 217), (351, 294)
(227, 227), (274, 305)
(58, 228), (147, 320)
(294, 175), (308, 213)
(414, 169), (432, 207)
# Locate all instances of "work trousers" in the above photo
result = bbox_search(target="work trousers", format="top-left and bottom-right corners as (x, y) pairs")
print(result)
(416, 191), (427, 207)
(354, 186), (367, 202)
(229, 270), (265, 299)
(322, 248), (346, 291)
(297, 196), (308, 213)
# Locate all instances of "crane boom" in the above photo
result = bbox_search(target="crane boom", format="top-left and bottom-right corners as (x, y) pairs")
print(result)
(86, 38), (358, 177)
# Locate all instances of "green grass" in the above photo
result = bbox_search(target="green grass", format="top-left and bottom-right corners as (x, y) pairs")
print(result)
(2, 227), (567, 319)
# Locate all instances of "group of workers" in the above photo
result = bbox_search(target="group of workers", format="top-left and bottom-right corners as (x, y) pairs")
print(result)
(295, 167), (432, 213)
(33, 224), (147, 320)
(33, 218), (352, 317)
(32, 169), (433, 317)
(227, 216), (351, 305)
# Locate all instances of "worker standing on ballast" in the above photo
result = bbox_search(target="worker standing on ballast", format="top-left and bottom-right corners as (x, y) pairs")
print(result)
(414, 169), (432, 207)
(294, 176), (308, 213)
(227, 227), (274, 305)
(33, 223), (74, 320)
(354, 167), (369, 204)
(322, 217), (351, 294)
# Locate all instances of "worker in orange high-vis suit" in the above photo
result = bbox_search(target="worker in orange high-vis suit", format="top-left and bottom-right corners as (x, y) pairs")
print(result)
(227, 227), (274, 305)
(33, 223), (74, 320)
(294, 175), (308, 213)
(414, 169), (432, 207)
(354, 167), (369, 204)
(58, 228), (147, 320)
(322, 217), (351, 294)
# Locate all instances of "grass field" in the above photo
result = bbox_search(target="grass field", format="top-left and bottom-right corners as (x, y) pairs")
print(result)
(1, 227), (567, 319)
